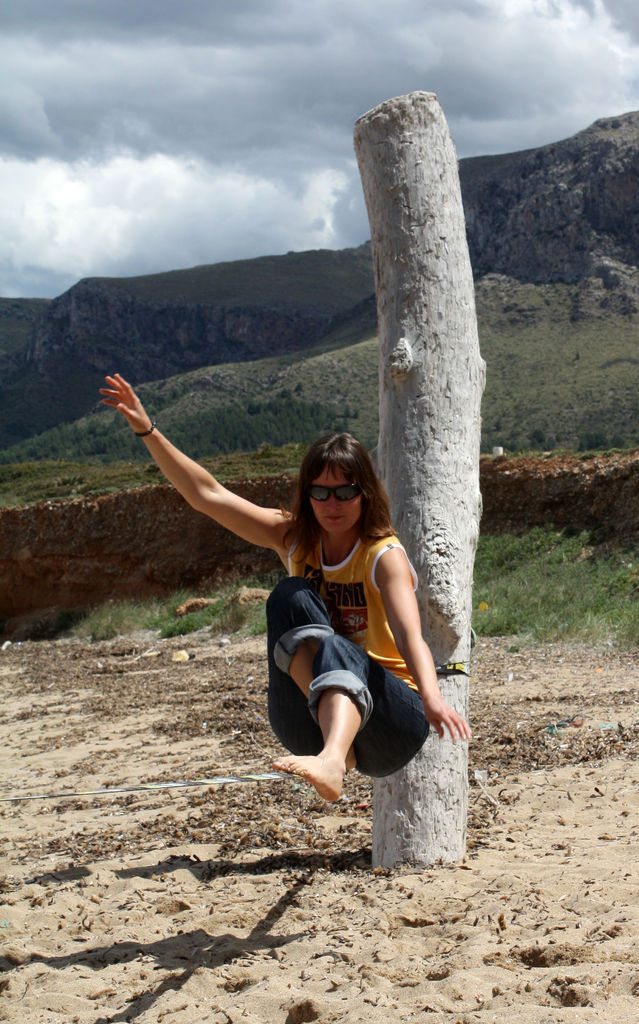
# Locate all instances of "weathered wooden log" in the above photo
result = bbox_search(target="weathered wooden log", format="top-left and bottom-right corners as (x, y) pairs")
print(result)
(354, 92), (485, 866)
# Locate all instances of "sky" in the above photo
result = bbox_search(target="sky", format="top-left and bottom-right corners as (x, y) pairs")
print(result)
(2, 0), (639, 299)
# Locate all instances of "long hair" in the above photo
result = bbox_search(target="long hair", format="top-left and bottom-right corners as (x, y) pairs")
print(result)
(285, 433), (394, 557)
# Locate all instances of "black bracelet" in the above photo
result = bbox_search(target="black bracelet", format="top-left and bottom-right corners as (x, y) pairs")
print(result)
(135, 420), (157, 437)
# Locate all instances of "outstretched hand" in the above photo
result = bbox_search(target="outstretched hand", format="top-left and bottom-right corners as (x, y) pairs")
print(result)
(100, 374), (152, 434)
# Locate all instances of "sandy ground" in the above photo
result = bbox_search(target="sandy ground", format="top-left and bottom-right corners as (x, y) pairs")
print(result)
(1, 628), (638, 1023)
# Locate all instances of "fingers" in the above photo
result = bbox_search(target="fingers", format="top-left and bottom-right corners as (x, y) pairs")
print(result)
(102, 373), (130, 392)
(446, 714), (472, 744)
(430, 707), (472, 744)
(448, 709), (472, 742)
(101, 373), (137, 407)
(112, 372), (132, 392)
(99, 382), (124, 409)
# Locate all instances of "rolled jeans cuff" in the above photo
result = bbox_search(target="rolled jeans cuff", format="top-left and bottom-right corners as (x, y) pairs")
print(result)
(273, 623), (335, 674)
(308, 670), (373, 732)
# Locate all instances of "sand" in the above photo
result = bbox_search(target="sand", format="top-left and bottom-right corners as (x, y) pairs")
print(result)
(1, 629), (638, 1023)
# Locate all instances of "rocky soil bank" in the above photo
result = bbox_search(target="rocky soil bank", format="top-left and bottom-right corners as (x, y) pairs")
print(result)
(2, 449), (639, 637)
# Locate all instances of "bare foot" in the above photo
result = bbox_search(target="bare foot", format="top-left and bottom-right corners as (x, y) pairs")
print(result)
(273, 753), (346, 801)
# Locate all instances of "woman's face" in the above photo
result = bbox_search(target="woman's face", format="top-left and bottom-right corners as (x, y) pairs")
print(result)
(308, 465), (363, 544)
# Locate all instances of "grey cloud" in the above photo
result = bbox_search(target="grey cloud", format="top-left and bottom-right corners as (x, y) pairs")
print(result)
(572, 0), (639, 41)
(0, 82), (58, 158)
(601, 0), (639, 40)
(3, 0), (639, 297)
(0, 262), (74, 301)
(3, 0), (295, 43)
(5, 0), (473, 41)
(6, 1), (628, 169)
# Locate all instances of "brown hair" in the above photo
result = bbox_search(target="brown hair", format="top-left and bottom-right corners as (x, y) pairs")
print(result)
(285, 433), (394, 557)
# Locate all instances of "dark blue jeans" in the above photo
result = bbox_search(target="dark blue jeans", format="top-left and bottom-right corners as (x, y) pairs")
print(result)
(266, 576), (429, 777)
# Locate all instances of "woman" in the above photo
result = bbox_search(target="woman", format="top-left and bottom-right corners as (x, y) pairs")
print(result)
(100, 373), (471, 802)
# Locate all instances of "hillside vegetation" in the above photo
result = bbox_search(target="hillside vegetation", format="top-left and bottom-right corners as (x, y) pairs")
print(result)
(2, 273), (638, 466)
(475, 275), (639, 452)
(115, 246), (375, 308)
(0, 330), (380, 466)
(0, 247), (377, 452)
(0, 445), (305, 508)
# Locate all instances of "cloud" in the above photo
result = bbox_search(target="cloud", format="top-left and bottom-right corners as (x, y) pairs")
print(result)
(420, 0), (639, 151)
(589, 0), (639, 42)
(0, 153), (351, 296)
(2, 0), (639, 296)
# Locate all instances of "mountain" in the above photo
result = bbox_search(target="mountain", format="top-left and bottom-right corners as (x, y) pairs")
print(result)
(2, 111), (639, 459)
(0, 247), (375, 450)
(460, 112), (639, 293)
(0, 298), (51, 383)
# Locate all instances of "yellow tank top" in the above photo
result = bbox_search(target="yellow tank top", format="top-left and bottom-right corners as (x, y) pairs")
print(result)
(288, 535), (418, 689)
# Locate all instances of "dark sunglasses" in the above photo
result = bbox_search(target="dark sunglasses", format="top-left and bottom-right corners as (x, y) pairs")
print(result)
(307, 483), (362, 502)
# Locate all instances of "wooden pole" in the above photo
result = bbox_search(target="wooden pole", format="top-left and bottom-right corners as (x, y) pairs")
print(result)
(354, 92), (485, 867)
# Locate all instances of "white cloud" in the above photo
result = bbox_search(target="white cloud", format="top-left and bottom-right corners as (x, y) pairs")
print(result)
(2, 0), (639, 295)
(0, 153), (351, 296)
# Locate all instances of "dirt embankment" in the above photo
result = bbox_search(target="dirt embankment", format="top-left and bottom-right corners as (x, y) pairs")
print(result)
(480, 448), (639, 538)
(2, 450), (639, 635)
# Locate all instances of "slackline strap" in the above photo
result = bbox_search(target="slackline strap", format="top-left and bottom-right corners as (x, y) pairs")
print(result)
(0, 771), (288, 803)
(436, 663), (470, 676)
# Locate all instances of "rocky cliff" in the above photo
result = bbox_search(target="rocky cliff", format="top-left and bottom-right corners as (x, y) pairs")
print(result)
(27, 280), (338, 386)
(28, 244), (376, 377)
(3, 449), (639, 638)
(459, 112), (639, 300)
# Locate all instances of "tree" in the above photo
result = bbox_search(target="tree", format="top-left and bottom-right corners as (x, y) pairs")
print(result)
(354, 92), (485, 867)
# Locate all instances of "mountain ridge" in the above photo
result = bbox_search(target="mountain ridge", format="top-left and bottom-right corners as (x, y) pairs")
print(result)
(460, 111), (639, 284)
(2, 110), (639, 456)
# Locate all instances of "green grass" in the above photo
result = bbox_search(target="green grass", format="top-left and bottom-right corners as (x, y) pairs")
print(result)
(71, 573), (281, 642)
(475, 277), (639, 452)
(0, 459), (165, 506)
(0, 444), (308, 508)
(473, 526), (639, 647)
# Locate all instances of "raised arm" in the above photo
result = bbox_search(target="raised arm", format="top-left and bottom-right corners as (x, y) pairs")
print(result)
(375, 546), (472, 743)
(100, 373), (290, 561)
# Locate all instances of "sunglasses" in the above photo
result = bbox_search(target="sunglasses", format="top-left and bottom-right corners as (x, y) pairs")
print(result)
(307, 483), (362, 502)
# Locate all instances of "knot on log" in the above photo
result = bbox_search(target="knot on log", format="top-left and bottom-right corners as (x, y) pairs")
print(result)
(388, 337), (414, 378)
